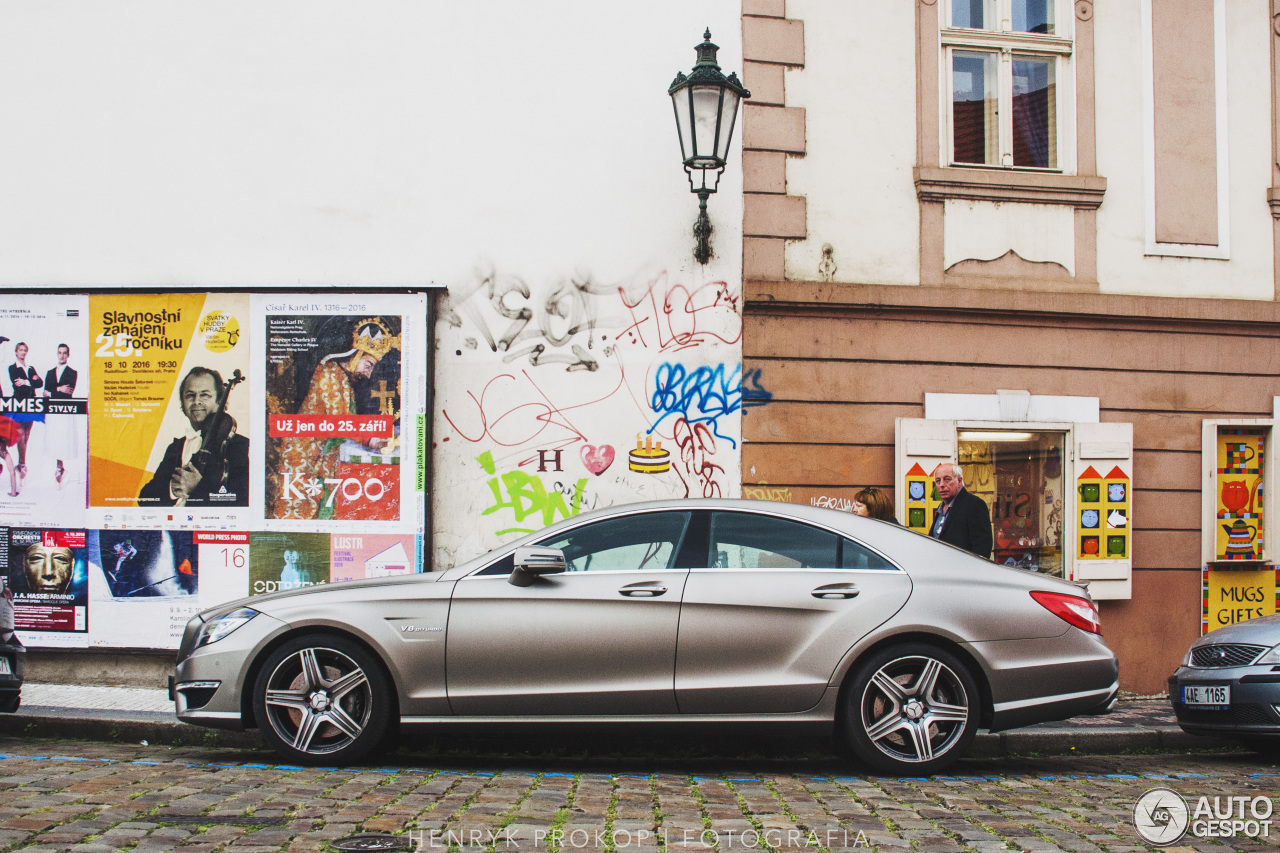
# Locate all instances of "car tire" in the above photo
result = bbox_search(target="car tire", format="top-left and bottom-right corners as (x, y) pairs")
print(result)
(840, 643), (980, 776)
(253, 633), (392, 766)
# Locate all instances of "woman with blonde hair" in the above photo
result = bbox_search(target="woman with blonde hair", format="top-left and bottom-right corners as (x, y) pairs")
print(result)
(853, 487), (898, 523)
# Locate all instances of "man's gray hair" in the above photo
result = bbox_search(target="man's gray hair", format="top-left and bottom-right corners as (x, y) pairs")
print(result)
(935, 461), (964, 483)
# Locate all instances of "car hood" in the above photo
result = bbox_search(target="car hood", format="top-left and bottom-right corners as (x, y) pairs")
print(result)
(1195, 612), (1280, 647)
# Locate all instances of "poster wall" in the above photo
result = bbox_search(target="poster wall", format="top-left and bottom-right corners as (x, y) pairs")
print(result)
(0, 291), (429, 650)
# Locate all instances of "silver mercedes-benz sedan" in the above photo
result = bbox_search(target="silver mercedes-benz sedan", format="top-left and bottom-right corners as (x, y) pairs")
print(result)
(171, 500), (1118, 774)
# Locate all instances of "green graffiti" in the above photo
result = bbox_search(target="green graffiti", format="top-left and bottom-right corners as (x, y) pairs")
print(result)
(477, 451), (587, 535)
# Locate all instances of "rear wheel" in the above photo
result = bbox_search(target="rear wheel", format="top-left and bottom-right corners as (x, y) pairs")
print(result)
(253, 634), (392, 766)
(841, 643), (979, 775)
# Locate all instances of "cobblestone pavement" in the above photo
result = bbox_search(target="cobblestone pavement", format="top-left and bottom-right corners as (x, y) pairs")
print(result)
(0, 738), (1273, 852)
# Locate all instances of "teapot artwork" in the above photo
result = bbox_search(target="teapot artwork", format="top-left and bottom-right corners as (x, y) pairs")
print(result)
(1220, 478), (1260, 515)
(1221, 519), (1258, 559)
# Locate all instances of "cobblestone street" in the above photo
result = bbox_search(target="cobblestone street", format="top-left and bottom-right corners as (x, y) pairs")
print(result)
(0, 738), (1273, 852)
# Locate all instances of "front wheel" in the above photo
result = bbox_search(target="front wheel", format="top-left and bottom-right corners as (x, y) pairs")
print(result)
(253, 634), (392, 766)
(840, 643), (980, 776)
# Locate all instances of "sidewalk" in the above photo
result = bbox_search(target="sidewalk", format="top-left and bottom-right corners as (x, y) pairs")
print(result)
(0, 683), (1240, 757)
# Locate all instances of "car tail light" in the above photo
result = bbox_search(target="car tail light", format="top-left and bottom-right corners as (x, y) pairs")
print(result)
(1030, 590), (1102, 634)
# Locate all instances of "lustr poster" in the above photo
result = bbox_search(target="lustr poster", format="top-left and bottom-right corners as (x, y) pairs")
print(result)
(89, 294), (251, 531)
(0, 296), (89, 529)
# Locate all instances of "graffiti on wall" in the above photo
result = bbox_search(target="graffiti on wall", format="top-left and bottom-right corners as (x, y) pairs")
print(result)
(433, 267), (744, 564)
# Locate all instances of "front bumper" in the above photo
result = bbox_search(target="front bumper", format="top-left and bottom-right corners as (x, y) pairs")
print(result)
(1168, 666), (1280, 737)
(173, 610), (288, 731)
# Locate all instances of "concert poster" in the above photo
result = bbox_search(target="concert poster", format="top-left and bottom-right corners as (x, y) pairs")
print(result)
(86, 529), (200, 648)
(1, 527), (89, 648)
(87, 293), (251, 531)
(0, 296), (89, 529)
(256, 293), (425, 533)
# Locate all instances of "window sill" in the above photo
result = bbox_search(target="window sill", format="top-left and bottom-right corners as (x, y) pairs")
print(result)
(915, 166), (1106, 209)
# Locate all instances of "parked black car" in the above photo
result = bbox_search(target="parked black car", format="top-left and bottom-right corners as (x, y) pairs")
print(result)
(0, 580), (23, 713)
(1169, 613), (1280, 751)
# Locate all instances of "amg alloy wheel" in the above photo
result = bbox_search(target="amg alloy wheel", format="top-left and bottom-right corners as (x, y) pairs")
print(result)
(253, 634), (391, 765)
(843, 643), (979, 775)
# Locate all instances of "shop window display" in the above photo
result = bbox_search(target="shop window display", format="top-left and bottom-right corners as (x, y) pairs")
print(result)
(959, 431), (1065, 575)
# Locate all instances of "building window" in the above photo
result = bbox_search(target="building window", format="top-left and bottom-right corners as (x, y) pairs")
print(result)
(944, 0), (1071, 171)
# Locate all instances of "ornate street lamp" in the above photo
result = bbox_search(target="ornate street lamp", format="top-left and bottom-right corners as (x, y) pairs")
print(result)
(669, 29), (750, 265)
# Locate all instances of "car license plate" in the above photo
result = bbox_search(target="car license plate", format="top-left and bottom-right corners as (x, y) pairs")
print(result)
(1184, 685), (1229, 706)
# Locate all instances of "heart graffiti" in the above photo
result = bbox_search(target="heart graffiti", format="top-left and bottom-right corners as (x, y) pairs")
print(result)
(580, 444), (615, 476)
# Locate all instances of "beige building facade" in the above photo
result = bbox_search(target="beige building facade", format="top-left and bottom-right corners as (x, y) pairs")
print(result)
(740, 0), (1280, 694)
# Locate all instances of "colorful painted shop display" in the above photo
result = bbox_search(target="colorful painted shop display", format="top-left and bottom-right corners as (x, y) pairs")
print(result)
(1077, 464), (1129, 562)
(1215, 427), (1265, 561)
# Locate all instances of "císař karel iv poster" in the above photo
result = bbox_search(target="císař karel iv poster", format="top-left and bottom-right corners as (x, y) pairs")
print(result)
(263, 308), (406, 526)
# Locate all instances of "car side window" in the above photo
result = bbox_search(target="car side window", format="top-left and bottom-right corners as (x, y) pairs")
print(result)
(537, 511), (693, 573)
(841, 538), (897, 570)
(709, 512), (840, 569)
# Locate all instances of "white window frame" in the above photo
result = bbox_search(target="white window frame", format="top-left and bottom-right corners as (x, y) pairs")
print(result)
(941, 0), (1076, 174)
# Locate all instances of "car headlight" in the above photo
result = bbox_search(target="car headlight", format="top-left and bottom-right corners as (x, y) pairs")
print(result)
(198, 608), (259, 648)
(1182, 646), (1196, 667)
(1257, 643), (1280, 665)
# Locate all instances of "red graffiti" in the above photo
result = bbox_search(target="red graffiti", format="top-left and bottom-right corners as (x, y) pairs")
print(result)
(672, 416), (724, 499)
(617, 273), (743, 354)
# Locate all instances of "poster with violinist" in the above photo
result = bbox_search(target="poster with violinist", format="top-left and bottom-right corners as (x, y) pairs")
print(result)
(87, 294), (251, 531)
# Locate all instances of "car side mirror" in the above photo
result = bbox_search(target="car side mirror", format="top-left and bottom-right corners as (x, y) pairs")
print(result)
(508, 546), (568, 587)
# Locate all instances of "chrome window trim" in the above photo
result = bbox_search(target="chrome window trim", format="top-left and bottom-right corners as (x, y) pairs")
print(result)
(461, 505), (903, 579)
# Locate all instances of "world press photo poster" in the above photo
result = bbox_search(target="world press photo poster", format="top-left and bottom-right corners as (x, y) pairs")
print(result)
(0, 296), (89, 530)
(88, 294), (252, 531)
(254, 293), (426, 535)
(86, 529), (200, 649)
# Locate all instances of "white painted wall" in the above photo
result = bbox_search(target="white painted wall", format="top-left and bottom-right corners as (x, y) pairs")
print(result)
(1095, 0), (1273, 298)
(432, 268), (745, 567)
(781, 0), (919, 286)
(0, 2), (746, 568)
(0, 1), (741, 290)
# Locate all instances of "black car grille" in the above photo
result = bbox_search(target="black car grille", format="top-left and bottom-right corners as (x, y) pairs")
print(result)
(1176, 703), (1276, 726)
(1191, 644), (1269, 668)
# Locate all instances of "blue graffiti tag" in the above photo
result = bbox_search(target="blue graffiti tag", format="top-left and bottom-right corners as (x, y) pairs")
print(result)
(742, 367), (772, 410)
(649, 362), (741, 448)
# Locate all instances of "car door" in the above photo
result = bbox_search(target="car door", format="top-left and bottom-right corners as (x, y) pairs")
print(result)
(675, 510), (912, 714)
(446, 510), (694, 716)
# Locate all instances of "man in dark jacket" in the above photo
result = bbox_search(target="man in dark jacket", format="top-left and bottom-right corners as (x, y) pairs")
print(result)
(929, 462), (992, 559)
(138, 367), (248, 507)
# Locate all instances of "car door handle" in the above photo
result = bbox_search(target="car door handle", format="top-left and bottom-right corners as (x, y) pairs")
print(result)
(812, 583), (859, 600)
(619, 582), (668, 597)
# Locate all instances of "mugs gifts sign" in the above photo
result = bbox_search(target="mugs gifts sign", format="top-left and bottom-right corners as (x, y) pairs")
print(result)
(1215, 428), (1266, 561)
